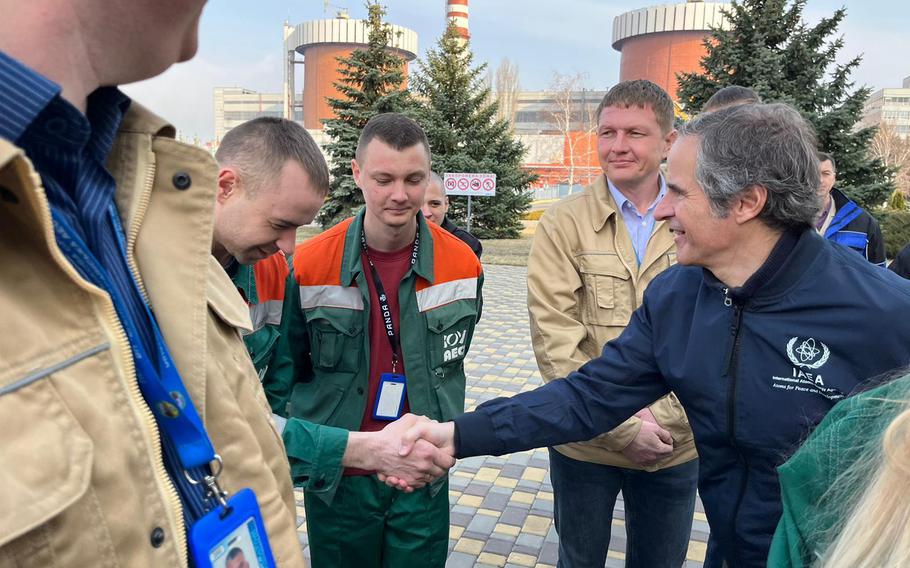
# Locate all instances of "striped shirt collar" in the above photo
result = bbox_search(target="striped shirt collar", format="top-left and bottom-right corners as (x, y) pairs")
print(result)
(0, 49), (129, 160)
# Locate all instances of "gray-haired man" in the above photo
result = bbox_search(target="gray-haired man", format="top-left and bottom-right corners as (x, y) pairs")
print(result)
(394, 102), (910, 567)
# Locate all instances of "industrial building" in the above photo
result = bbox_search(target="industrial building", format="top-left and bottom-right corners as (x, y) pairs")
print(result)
(861, 76), (910, 138)
(612, 0), (729, 100)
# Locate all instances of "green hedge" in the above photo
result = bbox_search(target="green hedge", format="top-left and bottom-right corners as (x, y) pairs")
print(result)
(870, 209), (910, 259)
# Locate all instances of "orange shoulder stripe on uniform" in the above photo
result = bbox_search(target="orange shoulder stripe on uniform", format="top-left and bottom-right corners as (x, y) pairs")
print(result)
(414, 223), (482, 311)
(292, 218), (353, 287)
(253, 252), (290, 302)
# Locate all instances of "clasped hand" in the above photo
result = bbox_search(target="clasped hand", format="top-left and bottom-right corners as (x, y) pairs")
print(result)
(370, 413), (456, 492)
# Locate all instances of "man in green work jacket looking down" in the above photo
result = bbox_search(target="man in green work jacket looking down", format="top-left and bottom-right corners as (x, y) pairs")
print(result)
(213, 116), (456, 511)
(269, 112), (484, 567)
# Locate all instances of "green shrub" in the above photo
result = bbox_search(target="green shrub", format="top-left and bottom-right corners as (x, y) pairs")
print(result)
(871, 209), (910, 259)
(888, 189), (907, 211)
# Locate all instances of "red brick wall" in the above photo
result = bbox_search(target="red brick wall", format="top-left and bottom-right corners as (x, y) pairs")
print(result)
(618, 31), (710, 100)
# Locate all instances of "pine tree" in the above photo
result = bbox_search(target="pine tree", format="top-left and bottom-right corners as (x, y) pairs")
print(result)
(411, 21), (535, 238)
(677, 0), (893, 209)
(318, 2), (413, 228)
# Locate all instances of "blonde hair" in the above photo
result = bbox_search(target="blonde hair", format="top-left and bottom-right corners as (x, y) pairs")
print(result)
(819, 405), (910, 567)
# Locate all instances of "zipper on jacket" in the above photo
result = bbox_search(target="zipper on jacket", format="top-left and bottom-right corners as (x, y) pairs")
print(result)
(124, 159), (188, 564)
(723, 287), (746, 567)
(33, 170), (186, 565)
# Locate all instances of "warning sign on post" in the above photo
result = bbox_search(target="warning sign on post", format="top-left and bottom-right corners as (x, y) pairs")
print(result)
(444, 173), (496, 196)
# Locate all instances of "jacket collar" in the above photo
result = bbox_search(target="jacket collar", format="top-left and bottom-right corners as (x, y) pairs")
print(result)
(340, 209), (435, 286)
(704, 227), (820, 306)
(590, 176), (618, 233)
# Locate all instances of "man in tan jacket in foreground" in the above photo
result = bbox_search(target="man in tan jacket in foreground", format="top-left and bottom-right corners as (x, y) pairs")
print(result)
(0, 1), (305, 565)
(528, 80), (697, 567)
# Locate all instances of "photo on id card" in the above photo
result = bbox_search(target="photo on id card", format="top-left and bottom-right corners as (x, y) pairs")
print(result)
(207, 517), (266, 568)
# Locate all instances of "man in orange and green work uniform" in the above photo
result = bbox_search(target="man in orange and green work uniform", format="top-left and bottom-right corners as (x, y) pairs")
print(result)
(270, 113), (483, 567)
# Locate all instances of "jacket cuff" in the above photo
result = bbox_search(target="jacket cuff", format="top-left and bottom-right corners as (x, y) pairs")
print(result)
(282, 419), (348, 504)
(454, 410), (498, 458)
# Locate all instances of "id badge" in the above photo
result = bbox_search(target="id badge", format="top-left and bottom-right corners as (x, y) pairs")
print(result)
(372, 373), (407, 420)
(190, 488), (277, 568)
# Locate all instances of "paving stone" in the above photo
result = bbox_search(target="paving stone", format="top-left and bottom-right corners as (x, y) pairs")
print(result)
(446, 551), (477, 568)
(465, 482), (492, 497)
(466, 513), (498, 535)
(481, 492), (511, 510)
(538, 542), (559, 565)
(515, 532), (544, 553)
(450, 512), (473, 528)
(499, 506), (530, 526)
(477, 552), (508, 567)
(483, 538), (515, 556)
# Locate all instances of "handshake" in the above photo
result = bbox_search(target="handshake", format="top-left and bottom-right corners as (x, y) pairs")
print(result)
(346, 413), (457, 492)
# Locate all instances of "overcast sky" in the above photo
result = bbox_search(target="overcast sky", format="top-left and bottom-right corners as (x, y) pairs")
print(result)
(122, 0), (910, 140)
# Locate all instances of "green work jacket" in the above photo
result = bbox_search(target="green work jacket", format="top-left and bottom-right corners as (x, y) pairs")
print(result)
(269, 210), (484, 503)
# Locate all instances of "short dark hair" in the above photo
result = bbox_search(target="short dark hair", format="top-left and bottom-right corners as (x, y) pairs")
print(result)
(817, 151), (836, 172)
(594, 80), (675, 134)
(226, 548), (244, 561)
(703, 86), (762, 112)
(215, 117), (329, 197)
(355, 113), (431, 164)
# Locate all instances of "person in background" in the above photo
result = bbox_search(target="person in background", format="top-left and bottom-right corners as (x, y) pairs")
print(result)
(769, 369), (910, 567)
(526, 80), (697, 568)
(702, 85), (762, 112)
(421, 171), (483, 258)
(815, 151), (885, 266)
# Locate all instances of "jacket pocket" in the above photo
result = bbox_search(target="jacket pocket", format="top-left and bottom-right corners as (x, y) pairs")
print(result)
(425, 301), (476, 421)
(0, 351), (97, 560)
(425, 301), (478, 371)
(578, 254), (633, 327)
(304, 307), (363, 373)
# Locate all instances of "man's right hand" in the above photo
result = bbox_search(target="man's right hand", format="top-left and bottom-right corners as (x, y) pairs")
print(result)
(345, 414), (455, 492)
(621, 408), (673, 466)
(377, 415), (457, 490)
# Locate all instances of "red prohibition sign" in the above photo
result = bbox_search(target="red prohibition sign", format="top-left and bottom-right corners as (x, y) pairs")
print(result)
(482, 179), (494, 190)
(458, 178), (469, 190)
(470, 178), (481, 190)
(445, 178), (457, 190)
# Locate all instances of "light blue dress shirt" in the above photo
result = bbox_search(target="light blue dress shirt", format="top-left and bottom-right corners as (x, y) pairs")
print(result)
(606, 176), (667, 265)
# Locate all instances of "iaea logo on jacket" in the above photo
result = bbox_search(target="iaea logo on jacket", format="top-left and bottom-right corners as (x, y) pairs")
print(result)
(786, 337), (830, 370)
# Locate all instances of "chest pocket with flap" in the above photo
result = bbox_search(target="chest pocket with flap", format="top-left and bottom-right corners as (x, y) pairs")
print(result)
(577, 253), (633, 327)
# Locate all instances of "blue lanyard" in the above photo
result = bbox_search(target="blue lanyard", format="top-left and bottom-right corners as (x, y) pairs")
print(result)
(51, 205), (216, 470)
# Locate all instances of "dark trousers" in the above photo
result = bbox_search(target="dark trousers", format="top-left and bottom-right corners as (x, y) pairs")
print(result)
(548, 448), (699, 568)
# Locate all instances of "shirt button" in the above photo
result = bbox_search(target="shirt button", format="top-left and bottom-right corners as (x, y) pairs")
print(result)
(357, 387), (364, 395)
(172, 172), (192, 190)
(314, 479), (326, 489)
(150, 527), (166, 548)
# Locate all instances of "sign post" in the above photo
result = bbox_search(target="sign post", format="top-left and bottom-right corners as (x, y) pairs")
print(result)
(443, 173), (496, 232)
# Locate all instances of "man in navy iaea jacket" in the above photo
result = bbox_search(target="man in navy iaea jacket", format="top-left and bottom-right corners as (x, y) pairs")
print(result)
(387, 103), (910, 568)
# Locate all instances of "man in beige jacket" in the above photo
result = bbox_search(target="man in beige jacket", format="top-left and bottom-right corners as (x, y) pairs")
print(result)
(0, 1), (306, 566)
(528, 80), (697, 567)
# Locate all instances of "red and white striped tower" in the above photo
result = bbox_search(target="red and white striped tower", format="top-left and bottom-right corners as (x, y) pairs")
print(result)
(446, 0), (469, 41)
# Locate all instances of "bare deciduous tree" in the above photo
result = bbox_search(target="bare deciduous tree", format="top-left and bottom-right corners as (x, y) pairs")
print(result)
(493, 58), (520, 127)
(871, 122), (910, 195)
(548, 71), (597, 189)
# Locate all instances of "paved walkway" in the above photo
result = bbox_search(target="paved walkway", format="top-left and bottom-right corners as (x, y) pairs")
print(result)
(294, 264), (709, 567)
